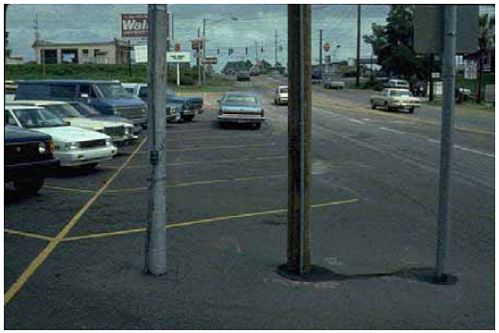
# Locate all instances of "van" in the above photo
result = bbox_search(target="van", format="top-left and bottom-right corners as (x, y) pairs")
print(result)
(15, 80), (148, 127)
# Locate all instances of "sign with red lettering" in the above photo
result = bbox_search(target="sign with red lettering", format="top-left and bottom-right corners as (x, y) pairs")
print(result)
(122, 14), (148, 37)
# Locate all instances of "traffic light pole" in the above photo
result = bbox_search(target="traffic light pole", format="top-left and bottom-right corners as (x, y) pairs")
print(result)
(287, 4), (312, 275)
(144, 4), (168, 276)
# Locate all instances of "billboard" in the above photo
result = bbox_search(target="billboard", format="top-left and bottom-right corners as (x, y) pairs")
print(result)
(122, 14), (148, 37)
(167, 52), (191, 63)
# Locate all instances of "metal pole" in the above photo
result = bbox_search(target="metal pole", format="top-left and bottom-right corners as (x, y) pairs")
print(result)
(255, 40), (258, 63)
(435, 5), (457, 284)
(171, 13), (174, 41)
(177, 62), (180, 86)
(128, 43), (132, 77)
(319, 29), (323, 78)
(202, 18), (206, 83)
(197, 27), (201, 86)
(144, 4), (168, 276)
(429, 54), (434, 101)
(287, 4), (312, 275)
(355, 4), (361, 88)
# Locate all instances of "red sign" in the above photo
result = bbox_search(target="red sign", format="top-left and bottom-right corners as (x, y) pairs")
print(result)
(122, 14), (148, 37)
(323, 43), (331, 52)
(175, 43), (181, 52)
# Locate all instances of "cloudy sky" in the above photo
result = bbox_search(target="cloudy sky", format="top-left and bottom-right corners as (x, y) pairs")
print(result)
(7, 4), (390, 69)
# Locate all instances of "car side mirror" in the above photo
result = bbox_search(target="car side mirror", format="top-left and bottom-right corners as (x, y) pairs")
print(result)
(64, 121), (71, 126)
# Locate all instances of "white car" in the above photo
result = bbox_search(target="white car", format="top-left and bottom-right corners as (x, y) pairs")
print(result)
(5, 105), (117, 168)
(370, 88), (421, 113)
(122, 82), (148, 98)
(9, 100), (134, 146)
(273, 86), (288, 105)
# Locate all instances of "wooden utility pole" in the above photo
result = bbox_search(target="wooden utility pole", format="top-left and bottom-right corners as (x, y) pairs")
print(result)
(319, 29), (323, 77)
(355, 4), (361, 88)
(287, 4), (312, 275)
(144, 4), (168, 276)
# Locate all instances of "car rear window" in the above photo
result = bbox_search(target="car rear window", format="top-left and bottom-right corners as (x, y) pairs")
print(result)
(224, 95), (257, 105)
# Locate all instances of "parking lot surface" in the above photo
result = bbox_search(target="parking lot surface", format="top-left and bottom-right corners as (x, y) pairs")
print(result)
(4, 76), (494, 329)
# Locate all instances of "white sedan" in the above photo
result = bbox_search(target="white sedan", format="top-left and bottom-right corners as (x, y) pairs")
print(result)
(10, 100), (134, 146)
(5, 105), (117, 168)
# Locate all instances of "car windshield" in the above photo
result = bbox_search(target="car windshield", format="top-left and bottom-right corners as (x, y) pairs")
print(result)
(223, 95), (258, 105)
(95, 83), (131, 98)
(70, 102), (100, 116)
(12, 108), (68, 128)
(279, 88), (288, 93)
(391, 90), (413, 97)
(43, 104), (82, 118)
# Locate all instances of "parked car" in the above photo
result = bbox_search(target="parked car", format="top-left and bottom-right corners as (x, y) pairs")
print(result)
(5, 125), (59, 196)
(10, 100), (135, 146)
(15, 80), (148, 127)
(322, 78), (346, 89)
(5, 105), (117, 168)
(67, 101), (142, 137)
(217, 92), (265, 129)
(370, 88), (421, 113)
(384, 79), (410, 89)
(273, 86), (288, 105)
(249, 67), (260, 76)
(237, 72), (251, 81)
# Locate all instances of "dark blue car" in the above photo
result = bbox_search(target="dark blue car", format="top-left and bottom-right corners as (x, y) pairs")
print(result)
(15, 80), (148, 127)
(5, 125), (59, 196)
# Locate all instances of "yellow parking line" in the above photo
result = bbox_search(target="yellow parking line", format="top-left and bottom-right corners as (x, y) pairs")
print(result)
(4, 138), (147, 306)
(61, 198), (359, 242)
(105, 173), (288, 193)
(44, 185), (97, 194)
(4, 229), (54, 242)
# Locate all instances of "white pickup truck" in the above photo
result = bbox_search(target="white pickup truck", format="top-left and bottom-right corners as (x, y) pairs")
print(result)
(370, 88), (421, 114)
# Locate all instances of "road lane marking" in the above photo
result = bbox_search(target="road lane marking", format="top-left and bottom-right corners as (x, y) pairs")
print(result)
(4, 138), (147, 306)
(4, 229), (55, 242)
(43, 185), (97, 194)
(348, 118), (365, 125)
(61, 198), (359, 242)
(454, 145), (495, 158)
(379, 127), (407, 135)
(105, 173), (288, 193)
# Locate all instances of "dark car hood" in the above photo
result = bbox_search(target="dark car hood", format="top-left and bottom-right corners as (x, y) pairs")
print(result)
(5, 125), (52, 143)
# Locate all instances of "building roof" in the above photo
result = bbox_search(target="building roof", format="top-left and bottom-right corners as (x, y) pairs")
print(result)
(32, 38), (132, 49)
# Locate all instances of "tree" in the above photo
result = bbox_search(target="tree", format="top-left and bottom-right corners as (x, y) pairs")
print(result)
(363, 5), (429, 82)
(477, 13), (495, 103)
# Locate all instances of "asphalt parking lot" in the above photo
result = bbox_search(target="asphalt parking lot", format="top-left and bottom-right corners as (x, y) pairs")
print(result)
(4, 77), (495, 329)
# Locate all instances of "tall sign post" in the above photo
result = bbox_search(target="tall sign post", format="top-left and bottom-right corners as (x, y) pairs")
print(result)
(144, 4), (168, 276)
(414, 5), (478, 284)
(285, 4), (312, 276)
(167, 51), (191, 86)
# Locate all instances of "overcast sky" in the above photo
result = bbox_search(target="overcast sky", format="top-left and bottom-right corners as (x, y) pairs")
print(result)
(11, 4), (494, 70)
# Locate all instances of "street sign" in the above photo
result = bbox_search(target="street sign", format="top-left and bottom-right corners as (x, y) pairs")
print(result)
(323, 43), (331, 52)
(167, 52), (191, 63)
(121, 13), (171, 38)
(191, 39), (203, 50)
(431, 72), (441, 79)
(201, 57), (218, 65)
(414, 5), (479, 54)
(134, 45), (147, 63)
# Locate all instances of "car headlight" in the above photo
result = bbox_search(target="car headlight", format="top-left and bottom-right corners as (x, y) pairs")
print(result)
(125, 127), (132, 135)
(110, 107), (121, 116)
(64, 142), (80, 150)
(38, 141), (48, 154)
(105, 138), (113, 146)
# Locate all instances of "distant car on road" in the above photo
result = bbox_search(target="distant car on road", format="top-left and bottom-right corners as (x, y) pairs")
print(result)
(5, 105), (117, 168)
(273, 86), (288, 105)
(5, 125), (59, 196)
(217, 92), (265, 129)
(370, 88), (421, 113)
(322, 78), (345, 89)
(237, 72), (251, 81)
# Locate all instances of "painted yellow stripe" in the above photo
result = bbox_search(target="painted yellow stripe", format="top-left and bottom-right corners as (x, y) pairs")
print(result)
(4, 229), (54, 242)
(4, 138), (147, 306)
(44, 185), (96, 194)
(61, 198), (359, 242)
(105, 173), (287, 193)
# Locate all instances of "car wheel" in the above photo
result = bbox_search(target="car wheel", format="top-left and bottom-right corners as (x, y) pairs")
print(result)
(219, 122), (226, 129)
(82, 162), (99, 170)
(13, 177), (44, 196)
(371, 101), (376, 109)
(384, 102), (390, 111)
(182, 115), (195, 122)
(253, 123), (262, 130)
(408, 107), (415, 114)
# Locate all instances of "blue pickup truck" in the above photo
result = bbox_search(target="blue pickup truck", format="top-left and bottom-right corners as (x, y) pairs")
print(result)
(5, 125), (59, 196)
(15, 80), (148, 127)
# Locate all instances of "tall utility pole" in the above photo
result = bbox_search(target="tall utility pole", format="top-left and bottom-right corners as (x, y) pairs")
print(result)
(355, 4), (361, 88)
(435, 5), (457, 284)
(319, 29), (323, 77)
(255, 40), (258, 63)
(145, 4), (168, 276)
(197, 27), (201, 86)
(429, 54), (434, 101)
(286, 4), (312, 275)
(275, 29), (278, 67)
(202, 18), (206, 83)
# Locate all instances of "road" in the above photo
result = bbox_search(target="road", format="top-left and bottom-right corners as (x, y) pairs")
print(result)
(4, 74), (494, 329)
